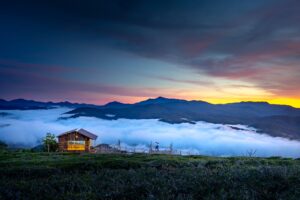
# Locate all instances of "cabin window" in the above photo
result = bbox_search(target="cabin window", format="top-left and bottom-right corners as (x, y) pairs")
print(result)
(68, 140), (85, 145)
(67, 140), (85, 151)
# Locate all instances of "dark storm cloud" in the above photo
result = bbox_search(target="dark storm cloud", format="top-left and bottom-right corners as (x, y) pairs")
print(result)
(0, 0), (299, 98)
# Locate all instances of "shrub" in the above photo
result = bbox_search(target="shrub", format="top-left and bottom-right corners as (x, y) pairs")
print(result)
(43, 133), (58, 152)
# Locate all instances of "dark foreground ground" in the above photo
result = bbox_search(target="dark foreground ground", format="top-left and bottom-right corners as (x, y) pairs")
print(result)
(0, 151), (300, 200)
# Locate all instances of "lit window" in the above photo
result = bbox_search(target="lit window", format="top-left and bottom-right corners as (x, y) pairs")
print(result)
(68, 140), (85, 145)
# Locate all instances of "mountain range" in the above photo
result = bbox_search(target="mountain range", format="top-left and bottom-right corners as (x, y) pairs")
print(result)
(0, 99), (99, 110)
(1, 97), (300, 140)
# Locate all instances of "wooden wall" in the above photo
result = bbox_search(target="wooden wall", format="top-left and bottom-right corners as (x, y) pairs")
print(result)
(58, 132), (92, 152)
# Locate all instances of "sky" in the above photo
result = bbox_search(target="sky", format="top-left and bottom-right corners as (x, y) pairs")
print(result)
(0, 0), (300, 107)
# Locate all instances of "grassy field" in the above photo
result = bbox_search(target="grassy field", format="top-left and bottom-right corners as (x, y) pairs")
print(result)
(0, 150), (300, 200)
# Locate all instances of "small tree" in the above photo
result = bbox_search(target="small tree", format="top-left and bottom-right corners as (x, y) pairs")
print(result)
(43, 133), (58, 152)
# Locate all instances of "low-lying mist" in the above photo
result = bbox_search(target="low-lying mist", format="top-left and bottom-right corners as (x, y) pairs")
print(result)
(0, 107), (300, 157)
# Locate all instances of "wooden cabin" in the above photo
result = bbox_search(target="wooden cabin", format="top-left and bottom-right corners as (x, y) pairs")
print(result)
(57, 129), (98, 152)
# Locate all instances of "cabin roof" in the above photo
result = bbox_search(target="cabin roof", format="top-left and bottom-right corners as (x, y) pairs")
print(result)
(57, 128), (98, 140)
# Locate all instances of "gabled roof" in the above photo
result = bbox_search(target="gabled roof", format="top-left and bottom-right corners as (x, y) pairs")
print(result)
(77, 128), (98, 140)
(57, 128), (98, 140)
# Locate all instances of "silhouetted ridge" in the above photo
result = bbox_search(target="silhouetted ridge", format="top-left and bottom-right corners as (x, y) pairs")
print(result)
(65, 97), (300, 140)
(2, 97), (300, 140)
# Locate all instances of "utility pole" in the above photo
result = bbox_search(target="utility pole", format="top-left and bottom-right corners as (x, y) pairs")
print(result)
(149, 141), (153, 154)
(169, 143), (173, 155)
(117, 139), (121, 151)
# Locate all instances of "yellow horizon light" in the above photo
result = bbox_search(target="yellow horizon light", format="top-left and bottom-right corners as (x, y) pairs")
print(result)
(204, 98), (300, 108)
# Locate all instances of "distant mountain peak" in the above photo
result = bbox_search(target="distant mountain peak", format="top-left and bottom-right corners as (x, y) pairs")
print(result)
(137, 96), (186, 105)
(156, 96), (168, 100)
(240, 101), (270, 104)
(103, 101), (131, 109)
(0, 98), (100, 110)
(11, 98), (34, 102)
(224, 101), (271, 106)
(105, 101), (123, 105)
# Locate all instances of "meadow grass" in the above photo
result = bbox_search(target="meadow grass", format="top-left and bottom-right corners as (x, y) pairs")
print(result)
(0, 150), (300, 199)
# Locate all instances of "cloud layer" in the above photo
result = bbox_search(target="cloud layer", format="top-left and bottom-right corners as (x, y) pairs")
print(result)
(1, 107), (300, 157)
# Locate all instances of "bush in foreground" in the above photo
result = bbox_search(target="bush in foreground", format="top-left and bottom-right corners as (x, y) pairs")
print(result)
(0, 152), (299, 199)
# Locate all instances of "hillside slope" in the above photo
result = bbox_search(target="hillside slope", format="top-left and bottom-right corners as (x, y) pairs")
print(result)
(66, 97), (300, 140)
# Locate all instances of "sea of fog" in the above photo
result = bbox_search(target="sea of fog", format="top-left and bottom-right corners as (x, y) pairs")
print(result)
(0, 107), (300, 157)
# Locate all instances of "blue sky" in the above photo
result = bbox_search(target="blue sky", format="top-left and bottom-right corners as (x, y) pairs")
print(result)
(0, 0), (299, 106)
